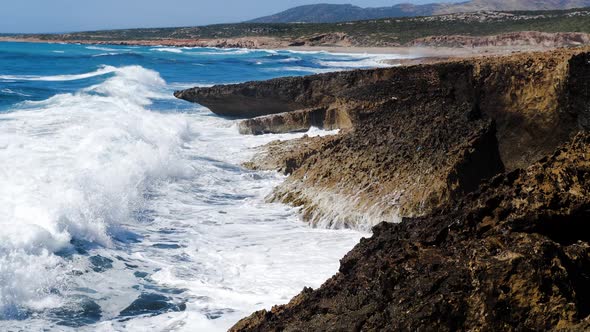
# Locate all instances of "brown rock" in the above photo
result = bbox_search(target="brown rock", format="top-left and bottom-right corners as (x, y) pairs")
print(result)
(237, 107), (345, 135)
(188, 48), (590, 224)
(230, 132), (590, 332)
(270, 61), (505, 228)
(174, 68), (408, 118)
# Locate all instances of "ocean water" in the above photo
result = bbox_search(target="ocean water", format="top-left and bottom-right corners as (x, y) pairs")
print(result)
(0, 42), (397, 331)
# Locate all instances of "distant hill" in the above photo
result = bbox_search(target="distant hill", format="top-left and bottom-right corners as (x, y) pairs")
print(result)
(439, 0), (590, 13)
(15, 7), (590, 48)
(248, 0), (590, 23)
(247, 4), (440, 23)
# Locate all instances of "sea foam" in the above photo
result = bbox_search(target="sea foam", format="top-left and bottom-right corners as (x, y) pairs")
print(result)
(0, 65), (117, 82)
(0, 66), (192, 317)
(0, 44), (371, 331)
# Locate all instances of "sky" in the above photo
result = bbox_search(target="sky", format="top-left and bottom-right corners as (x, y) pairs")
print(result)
(0, 0), (455, 33)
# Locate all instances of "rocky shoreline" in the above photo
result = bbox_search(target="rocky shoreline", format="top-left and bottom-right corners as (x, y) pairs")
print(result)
(174, 46), (590, 330)
(231, 131), (590, 331)
(176, 48), (590, 227)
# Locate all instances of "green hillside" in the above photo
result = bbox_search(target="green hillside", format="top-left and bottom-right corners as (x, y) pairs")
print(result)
(20, 8), (590, 45)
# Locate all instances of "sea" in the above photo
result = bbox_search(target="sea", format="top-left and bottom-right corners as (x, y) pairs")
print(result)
(0, 42), (401, 331)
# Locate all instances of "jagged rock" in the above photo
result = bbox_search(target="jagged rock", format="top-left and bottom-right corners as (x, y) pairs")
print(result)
(568, 52), (590, 129)
(270, 61), (506, 228)
(243, 134), (338, 175)
(472, 50), (581, 170)
(174, 47), (590, 330)
(172, 45), (590, 330)
(174, 68), (410, 118)
(181, 48), (590, 225)
(230, 132), (590, 331)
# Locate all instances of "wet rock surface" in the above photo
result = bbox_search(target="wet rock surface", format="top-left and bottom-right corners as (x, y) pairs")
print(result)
(174, 47), (590, 330)
(270, 61), (506, 227)
(231, 132), (590, 331)
(178, 48), (590, 225)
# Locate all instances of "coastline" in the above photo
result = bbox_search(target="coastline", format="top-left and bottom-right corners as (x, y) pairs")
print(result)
(173, 47), (590, 330)
(6, 35), (590, 329)
(0, 36), (574, 66)
(4, 3), (590, 328)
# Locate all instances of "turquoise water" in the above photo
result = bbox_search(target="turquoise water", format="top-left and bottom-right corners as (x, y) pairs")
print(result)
(0, 42), (393, 331)
(0, 42), (391, 109)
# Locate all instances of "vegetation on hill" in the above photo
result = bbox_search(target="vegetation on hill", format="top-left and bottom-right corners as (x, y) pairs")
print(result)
(247, 0), (590, 23)
(247, 3), (439, 23)
(17, 8), (590, 45)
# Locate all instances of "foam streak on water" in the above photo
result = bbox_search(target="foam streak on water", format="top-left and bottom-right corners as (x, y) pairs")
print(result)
(0, 42), (401, 331)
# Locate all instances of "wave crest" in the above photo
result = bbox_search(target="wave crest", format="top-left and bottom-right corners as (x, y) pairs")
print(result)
(0, 65), (117, 82)
(0, 65), (192, 316)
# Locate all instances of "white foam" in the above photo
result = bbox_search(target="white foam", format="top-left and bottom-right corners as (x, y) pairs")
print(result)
(266, 66), (348, 74)
(0, 66), (193, 316)
(318, 52), (416, 68)
(86, 46), (119, 52)
(0, 59), (364, 331)
(316, 58), (392, 68)
(185, 47), (254, 55)
(0, 65), (117, 82)
(92, 52), (121, 57)
(1, 88), (31, 97)
(151, 47), (183, 54)
(278, 56), (302, 63)
(0, 250), (67, 317)
(284, 49), (330, 55)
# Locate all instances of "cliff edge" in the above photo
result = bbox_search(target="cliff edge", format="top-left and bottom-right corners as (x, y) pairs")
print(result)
(176, 48), (590, 228)
(231, 131), (590, 331)
(174, 47), (590, 330)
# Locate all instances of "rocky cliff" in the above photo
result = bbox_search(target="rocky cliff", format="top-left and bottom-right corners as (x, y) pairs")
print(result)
(174, 47), (590, 330)
(174, 68), (407, 118)
(231, 131), (590, 331)
(176, 47), (590, 227)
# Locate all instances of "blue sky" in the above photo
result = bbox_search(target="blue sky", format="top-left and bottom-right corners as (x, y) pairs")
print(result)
(0, 0), (455, 33)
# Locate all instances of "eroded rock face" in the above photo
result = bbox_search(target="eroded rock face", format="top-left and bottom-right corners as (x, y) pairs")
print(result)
(568, 52), (590, 129)
(230, 132), (590, 332)
(270, 62), (505, 228)
(176, 48), (590, 225)
(172, 47), (590, 330)
(171, 47), (590, 330)
(174, 67), (410, 118)
(472, 50), (580, 170)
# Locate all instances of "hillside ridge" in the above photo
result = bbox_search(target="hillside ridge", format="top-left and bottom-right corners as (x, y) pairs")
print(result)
(248, 0), (590, 23)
